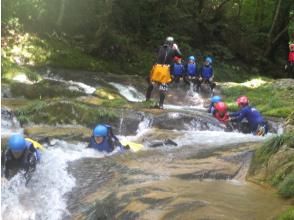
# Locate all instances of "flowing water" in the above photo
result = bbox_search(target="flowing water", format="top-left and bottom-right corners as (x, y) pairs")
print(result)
(1, 78), (291, 220)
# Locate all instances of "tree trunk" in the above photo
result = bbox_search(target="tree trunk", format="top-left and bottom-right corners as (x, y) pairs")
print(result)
(264, 0), (291, 60)
(56, 0), (66, 27)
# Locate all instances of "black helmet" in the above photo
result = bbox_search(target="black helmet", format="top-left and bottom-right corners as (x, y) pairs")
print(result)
(165, 36), (174, 45)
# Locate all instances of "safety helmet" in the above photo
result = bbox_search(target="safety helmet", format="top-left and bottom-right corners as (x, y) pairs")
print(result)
(205, 57), (212, 64)
(8, 134), (26, 152)
(188, 56), (195, 61)
(236, 96), (249, 106)
(165, 36), (174, 45)
(93, 125), (108, 137)
(211, 96), (222, 103)
(215, 102), (227, 113)
(174, 56), (181, 61)
(290, 43), (294, 51)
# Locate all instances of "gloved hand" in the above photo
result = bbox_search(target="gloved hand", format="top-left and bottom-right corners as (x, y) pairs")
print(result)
(172, 43), (179, 50)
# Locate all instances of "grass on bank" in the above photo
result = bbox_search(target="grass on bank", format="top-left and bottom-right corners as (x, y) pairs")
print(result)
(277, 207), (294, 220)
(220, 78), (294, 117)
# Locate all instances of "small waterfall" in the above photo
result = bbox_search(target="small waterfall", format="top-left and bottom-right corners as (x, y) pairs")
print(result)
(1, 107), (23, 137)
(109, 82), (145, 102)
(43, 76), (96, 95)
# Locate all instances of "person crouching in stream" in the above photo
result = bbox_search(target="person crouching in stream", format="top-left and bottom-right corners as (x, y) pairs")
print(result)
(229, 96), (268, 136)
(87, 124), (124, 153)
(2, 134), (42, 185)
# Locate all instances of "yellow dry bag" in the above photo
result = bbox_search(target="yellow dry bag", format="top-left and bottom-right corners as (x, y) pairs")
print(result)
(150, 64), (171, 84)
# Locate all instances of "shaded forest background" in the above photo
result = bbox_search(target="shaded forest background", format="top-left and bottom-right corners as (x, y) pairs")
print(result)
(2, 0), (294, 77)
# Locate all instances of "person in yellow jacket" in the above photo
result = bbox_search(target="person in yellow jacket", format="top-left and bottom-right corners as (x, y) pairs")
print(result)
(146, 36), (182, 109)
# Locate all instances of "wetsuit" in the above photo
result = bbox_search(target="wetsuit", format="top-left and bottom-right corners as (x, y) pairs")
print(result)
(146, 43), (182, 108)
(229, 105), (268, 135)
(2, 140), (40, 182)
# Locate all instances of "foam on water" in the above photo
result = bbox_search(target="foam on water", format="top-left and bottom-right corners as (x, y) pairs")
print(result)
(1, 140), (106, 220)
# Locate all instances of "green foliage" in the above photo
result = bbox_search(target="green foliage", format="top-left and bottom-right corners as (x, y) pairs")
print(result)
(221, 79), (294, 117)
(278, 172), (294, 198)
(277, 207), (294, 220)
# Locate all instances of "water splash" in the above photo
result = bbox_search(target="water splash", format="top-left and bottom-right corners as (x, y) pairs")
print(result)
(109, 82), (145, 102)
(1, 107), (23, 137)
(1, 140), (106, 220)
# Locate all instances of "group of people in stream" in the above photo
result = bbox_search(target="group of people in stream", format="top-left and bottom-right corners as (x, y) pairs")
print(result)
(2, 36), (269, 187)
(146, 36), (215, 109)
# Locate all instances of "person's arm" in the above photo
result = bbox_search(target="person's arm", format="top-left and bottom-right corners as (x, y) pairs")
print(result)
(230, 108), (247, 122)
(24, 152), (37, 185)
(172, 43), (182, 57)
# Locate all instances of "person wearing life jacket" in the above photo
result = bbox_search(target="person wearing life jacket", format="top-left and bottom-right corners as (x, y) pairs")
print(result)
(171, 56), (185, 83)
(285, 43), (294, 78)
(146, 36), (182, 109)
(213, 102), (229, 124)
(197, 57), (216, 93)
(184, 56), (199, 89)
(88, 124), (123, 153)
(229, 96), (268, 136)
(1, 134), (41, 183)
(208, 95), (222, 113)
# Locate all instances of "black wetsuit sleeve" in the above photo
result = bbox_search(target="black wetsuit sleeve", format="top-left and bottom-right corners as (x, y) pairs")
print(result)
(24, 152), (37, 184)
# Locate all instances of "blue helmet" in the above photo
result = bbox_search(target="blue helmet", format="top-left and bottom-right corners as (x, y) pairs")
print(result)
(8, 134), (26, 152)
(205, 57), (212, 64)
(211, 96), (222, 103)
(93, 125), (108, 137)
(188, 56), (195, 61)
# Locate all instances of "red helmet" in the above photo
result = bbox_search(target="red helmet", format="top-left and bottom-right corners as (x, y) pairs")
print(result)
(174, 56), (181, 61)
(215, 102), (227, 113)
(237, 96), (249, 106)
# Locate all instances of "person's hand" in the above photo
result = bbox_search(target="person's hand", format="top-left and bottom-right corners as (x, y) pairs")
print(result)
(172, 43), (179, 50)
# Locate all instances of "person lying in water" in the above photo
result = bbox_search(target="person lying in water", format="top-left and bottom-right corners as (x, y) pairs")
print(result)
(88, 124), (178, 152)
(87, 124), (123, 153)
(1, 134), (41, 184)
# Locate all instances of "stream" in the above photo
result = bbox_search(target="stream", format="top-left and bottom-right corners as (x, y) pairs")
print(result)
(1, 71), (291, 220)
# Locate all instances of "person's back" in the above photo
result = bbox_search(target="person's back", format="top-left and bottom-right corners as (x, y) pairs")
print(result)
(201, 64), (213, 79)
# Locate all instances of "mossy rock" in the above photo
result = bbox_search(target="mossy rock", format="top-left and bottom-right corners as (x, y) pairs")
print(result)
(15, 99), (119, 127)
(76, 96), (103, 106)
(2, 98), (29, 110)
(10, 80), (85, 99)
(24, 125), (92, 142)
(94, 88), (122, 100)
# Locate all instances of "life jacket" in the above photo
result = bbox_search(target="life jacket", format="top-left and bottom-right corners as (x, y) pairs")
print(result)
(288, 51), (294, 63)
(150, 64), (171, 84)
(88, 125), (118, 153)
(201, 65), (213, 79)
(172, 63), (184, 76)
(214, 112), (229, 123)
(186, 63), (197, 76)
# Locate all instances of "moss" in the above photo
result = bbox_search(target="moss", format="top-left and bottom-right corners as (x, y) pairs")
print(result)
(248, 131), (294, 198)
(15, 99), (119, 127)
(221, 79), (294, 117)
(10, 80), (85, 99)
(277, 208), (294, 220)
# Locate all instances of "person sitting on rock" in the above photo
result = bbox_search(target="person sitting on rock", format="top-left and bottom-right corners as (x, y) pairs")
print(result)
(171, 56), (185, 84)
(229, 96), (268, 136)
(212, 102), (229, 124)
(197, 57), (216, 94)
(184, 56), (199, 90)
(208, 95), (222, 113)
(2, 134), (41, 184)
(88, 124), (123, 153)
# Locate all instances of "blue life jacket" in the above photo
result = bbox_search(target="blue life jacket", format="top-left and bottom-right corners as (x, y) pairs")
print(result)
(172, 63), (184, 76)
(230, 106), (265, 132)
(89, 136), (114, 153)
(186, 63), (197, 76)
(201, 65), (213, 79)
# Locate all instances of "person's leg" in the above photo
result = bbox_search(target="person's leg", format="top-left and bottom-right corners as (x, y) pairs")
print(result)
(146, 79), (154, 101)
(159, 83), (168, 108)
